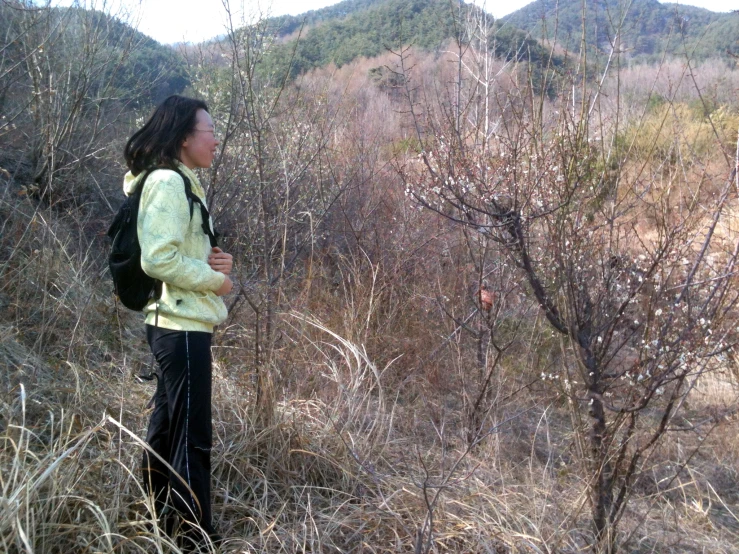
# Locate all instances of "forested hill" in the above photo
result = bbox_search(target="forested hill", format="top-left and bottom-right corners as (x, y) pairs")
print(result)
(268, 0), (386, 38)
(57, 7), (189, 102)
(503, 0), (739, 61)
(262, 0), (560, 77)
(0, 5), (188, 104)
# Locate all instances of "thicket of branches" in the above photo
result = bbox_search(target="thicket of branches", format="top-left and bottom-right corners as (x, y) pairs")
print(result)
(2, 1), (739, 553)
(397, 6), (739, 549)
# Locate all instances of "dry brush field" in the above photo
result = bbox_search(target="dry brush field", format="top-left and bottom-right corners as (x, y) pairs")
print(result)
(3, 5), (739, 553)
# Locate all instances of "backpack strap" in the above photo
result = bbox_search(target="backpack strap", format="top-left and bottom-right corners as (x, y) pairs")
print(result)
(133, 167), (156, 196)
(139, 166), (219, 246)
(176, 169), (220, 248)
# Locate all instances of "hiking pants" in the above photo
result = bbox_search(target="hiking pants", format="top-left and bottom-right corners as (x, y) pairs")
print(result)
(142, 325), (214, 531)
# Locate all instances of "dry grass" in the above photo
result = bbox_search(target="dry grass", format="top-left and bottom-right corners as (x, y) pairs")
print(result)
(4, 290), (739, 553)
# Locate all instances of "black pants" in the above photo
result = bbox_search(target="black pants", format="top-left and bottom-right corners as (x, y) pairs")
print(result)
(142, 325), (214, 533)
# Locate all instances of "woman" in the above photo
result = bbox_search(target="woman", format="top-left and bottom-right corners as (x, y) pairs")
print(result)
(123, 95), (233, 547)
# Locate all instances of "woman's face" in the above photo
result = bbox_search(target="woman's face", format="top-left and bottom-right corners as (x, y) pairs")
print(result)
(179, 109), (219, 170)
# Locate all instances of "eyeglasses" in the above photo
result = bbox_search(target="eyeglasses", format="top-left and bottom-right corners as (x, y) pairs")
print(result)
(192, 128), (216, 136)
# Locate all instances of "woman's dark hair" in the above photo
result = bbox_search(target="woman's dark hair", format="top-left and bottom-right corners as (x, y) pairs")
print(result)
(124, 95), (209, 176)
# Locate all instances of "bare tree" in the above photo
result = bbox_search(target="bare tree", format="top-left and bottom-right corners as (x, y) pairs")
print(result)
(186, 2), (351, 414)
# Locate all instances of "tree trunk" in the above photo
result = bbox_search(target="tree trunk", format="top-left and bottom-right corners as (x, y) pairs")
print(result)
(589, 392), (615, 553)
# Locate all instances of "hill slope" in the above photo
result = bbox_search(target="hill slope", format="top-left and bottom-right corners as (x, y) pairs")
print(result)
(503, 0), (739, 60)
(261, 0), (560, 77)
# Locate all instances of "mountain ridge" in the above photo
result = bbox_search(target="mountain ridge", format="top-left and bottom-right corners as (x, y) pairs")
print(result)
(502, 0), (739, 60)
(259, 0), (561, 78)
(257, 0), (737, 79)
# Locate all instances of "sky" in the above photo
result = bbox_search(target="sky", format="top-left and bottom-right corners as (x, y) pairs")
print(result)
(54, 0), (738, 45)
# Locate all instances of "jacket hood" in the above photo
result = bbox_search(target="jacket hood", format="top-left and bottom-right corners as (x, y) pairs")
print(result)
(123, 170), (143, 196)
(122, 162), (204, 197)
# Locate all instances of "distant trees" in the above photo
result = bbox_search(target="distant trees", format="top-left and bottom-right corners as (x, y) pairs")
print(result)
(267, 0), (460, 76)
(260, 0), (561, 79)
(504, 0), (739, 62)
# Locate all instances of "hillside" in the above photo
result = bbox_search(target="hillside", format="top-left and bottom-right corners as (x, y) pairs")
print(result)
(0, 3), (189, 205)
(259, 0), (560, 77)
(264, 0), (460, 76)
(56, 7), (189, 102)
(268, 0), (385, 37)
(503, 0), (739, 60)
(251, 0), (738, 81)
(0, 5), (188, 105)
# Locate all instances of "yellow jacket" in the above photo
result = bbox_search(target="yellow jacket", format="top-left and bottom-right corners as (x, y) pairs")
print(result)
(123, 163), (228, 332)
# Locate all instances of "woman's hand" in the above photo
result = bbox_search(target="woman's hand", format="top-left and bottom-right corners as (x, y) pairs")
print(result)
(215, 275), (233, 296)
(208, 247), (233, 275)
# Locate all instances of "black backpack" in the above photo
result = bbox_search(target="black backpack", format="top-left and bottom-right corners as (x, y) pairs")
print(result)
(107, 168), (219, 311)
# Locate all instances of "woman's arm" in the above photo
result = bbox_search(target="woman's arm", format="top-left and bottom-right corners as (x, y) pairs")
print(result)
(215, 275), (233, 296)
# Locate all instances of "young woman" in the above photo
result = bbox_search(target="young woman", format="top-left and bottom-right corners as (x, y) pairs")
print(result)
(123, 95), (233, 547)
